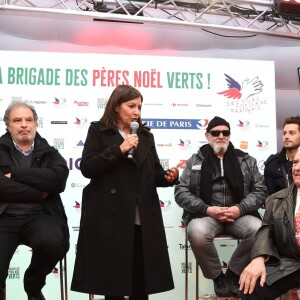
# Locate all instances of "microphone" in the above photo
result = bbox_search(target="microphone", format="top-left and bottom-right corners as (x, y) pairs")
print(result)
(128, 121), (139, 159)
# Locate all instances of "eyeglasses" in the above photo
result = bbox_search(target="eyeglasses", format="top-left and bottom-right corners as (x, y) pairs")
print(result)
(209, 130), (231, 137)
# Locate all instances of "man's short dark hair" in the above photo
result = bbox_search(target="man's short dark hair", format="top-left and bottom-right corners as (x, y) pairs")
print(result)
(283, 116), (300, 131)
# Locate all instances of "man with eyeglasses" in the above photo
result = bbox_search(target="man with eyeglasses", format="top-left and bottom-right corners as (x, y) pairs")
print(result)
(175, 116), (267, 298)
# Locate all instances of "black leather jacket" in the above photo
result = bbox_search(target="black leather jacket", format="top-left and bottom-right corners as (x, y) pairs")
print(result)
(264, 147), (293, 196)
(251, 184), (300, 285)
(174, 147), (267, 225)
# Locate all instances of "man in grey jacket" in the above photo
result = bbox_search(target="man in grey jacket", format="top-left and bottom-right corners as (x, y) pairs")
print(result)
(240, 147), (300, 299)
(175, 116), (267, 298)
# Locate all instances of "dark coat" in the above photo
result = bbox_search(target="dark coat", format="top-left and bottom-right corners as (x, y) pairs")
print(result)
(0, 131), (69, 253)
(251, 184), (300, 285)
(71, 122), (174, 296)
(264, 148), (293, 196)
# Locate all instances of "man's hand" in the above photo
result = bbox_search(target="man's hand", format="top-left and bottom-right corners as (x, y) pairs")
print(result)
(239, 256), (266, 294)
(206, 206), (235, 222)
(227, 205), (241, 219)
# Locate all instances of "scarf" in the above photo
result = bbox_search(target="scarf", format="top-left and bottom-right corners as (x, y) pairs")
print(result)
(199, 142), (245, 205)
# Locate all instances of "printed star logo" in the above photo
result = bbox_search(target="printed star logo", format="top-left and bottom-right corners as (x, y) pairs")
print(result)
(73, 201), (81, 209)
(178, 139), (185, 147)
(53, 97), (66, 106)
(160, 199), (172, 211)
(237, 120), (250, 130)
(217, 74), (263, 100)
(74, 117), (88, 127)
(256, 140), (269, 150)
(178, 139), (191, 150)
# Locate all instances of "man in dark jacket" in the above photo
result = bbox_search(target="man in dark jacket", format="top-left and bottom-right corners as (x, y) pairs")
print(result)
(264, 116), (300, 196)
(0, 101), (69, 300)
(175, 116), (267, 298)
(240, 146), (300, 299)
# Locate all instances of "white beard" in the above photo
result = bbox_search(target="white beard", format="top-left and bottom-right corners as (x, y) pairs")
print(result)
(212, 142), (229, 155)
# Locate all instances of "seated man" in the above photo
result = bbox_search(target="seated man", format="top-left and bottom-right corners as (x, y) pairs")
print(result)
(0, 100), (69, 300)
(240, 146), (300, 299)
(175, 116), (267, 297)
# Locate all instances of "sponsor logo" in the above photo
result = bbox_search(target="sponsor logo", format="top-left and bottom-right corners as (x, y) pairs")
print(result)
(195, 104), (212, 108)
(51, 121), (68, 125)
(144, 102), (163, 107)
(171, 103), (189, 107)
(53, 138), (64, 150)
(237, 120), (250, 129)
(72, 226), (80, 232)
(255, 124), (270, 129)
(218, 73), (264, 100)
(97, 98), (108, 109)
(74, 117), (88, 128)
(37, 117), (44, 128)
(71, 182), (86, 188)
(178, 139), (191, 150)
(53, 97), (67, 107)
(74, 100), (89, 106)
(240, 141), (248, 150)
(160, 199), (172, 211)
(73, 201), (81, 210)
(156, 143), (172, 148)
(179, 243), (192, 251)
(143, 119), (208, 130)
(256, 140), (269, 150)
(160, 159), (169, 170)
(73, 140), (84, 149)
(25, 100), (47, 105)
(218, 74), (268, 113)
(181, 262), (192, 274)
(8, 267), (20, 279)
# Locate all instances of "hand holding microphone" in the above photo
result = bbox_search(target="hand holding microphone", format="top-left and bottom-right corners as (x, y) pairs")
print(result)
(127, 121), (139, 159)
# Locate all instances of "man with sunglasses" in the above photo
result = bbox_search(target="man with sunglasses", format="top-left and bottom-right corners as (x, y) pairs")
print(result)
(175, 116), (267, 298)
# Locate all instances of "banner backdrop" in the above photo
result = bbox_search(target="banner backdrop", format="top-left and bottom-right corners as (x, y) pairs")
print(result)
(0, 51), (276, 299)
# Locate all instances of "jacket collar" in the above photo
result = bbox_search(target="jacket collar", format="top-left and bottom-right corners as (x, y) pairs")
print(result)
(276, 183), (297, 219)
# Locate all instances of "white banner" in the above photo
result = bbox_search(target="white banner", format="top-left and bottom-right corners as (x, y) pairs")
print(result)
(0, 51), (276, 299)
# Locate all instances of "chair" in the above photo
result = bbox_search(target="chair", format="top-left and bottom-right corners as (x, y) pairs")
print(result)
(59, 255), (68, 300)
(4, 246), (68, 300)
(184, 228), (239, 300)
(88, 296), (129, 299)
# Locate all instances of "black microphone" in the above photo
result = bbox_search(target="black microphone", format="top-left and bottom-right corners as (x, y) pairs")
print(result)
(128, 121), (139, 159)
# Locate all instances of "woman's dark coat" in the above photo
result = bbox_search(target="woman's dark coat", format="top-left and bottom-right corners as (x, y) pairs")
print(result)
(71, 122), (174, 296)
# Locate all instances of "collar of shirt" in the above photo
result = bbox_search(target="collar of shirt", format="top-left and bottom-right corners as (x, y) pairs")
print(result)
(13, 141), (35, 156)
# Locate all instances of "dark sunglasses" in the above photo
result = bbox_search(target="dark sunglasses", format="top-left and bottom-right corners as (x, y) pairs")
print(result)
(209, 130), (231, 137)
